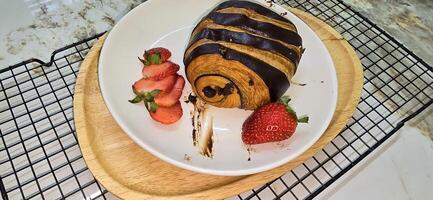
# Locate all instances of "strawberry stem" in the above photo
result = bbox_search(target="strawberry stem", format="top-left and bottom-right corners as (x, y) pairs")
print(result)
(148, 102), (158, 113)
(128, 89), (161, 112)
(297, 116), (309, 123)
(144, 101), (158, 113)
(147, 52), (162, 64)
(138, 57), (150, 66)
(128, 95), (143, 103)
(140, 50), (162, 66)
(279, 96), (291, 104)
(285, 104), (298, 120)
(278, 95), (309, 124)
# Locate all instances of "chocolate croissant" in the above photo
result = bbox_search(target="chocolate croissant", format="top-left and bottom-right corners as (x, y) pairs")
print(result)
(184, 0), (303, 110)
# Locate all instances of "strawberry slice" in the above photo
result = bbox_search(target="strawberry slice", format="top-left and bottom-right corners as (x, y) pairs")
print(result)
(142, 61), (180, 80)
(149, 101), (183, 124)
(132, 74), (177, 95)
(155, 75), (185, 107)
(145, 47), (171, 62)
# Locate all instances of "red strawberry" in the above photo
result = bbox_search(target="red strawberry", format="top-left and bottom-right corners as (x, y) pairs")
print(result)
(142, 61), (180, 80)
(132, 74), (177, 94)
(241, 96), (308, 145)
(149, 101), (183, 124)
(155, 75), (185, 107)
(145, 47), (171, 62)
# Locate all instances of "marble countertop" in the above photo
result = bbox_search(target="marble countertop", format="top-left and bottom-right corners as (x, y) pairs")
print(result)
(0, 0), (432, 199)
(344, 0), (433, 66)
(1, 0), (432, 68)
(0, 0), (145, 67)
(342, 0), (433, 147)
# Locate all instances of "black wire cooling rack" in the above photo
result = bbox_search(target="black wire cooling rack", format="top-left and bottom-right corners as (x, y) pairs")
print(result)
(1, 0), (432, 199)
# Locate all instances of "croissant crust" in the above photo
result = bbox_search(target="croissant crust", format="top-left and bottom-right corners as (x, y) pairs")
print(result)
(184, 0), (303, 110)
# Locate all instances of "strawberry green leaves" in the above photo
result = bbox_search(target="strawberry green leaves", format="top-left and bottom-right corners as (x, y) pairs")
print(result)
(138, 52), (162, 66)
(147, 52), (162, 65)
(138, 57), (149, 65)
(128, 89), (161, 112)
(139, 47), (171, 66)
(128, 95), (143, 103)
(297, 116), (309, 123)
(278, 95), (309, 124)
(279, 96), (291, 104)
(147, 89), (161, 97)
(146, 101), (159, 113)
(129, 89), (161, 103)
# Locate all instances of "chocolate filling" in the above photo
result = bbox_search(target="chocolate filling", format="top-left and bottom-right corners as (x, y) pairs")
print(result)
(185, 43), (289, 101)
(220, 82), (235, 96)
(203, 86), (217, 97)
(189, 28), (300, 66)
(194, 74), (244, 106)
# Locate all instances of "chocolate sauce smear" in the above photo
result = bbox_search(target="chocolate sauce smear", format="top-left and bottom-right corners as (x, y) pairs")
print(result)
(188, 93), (215, 158)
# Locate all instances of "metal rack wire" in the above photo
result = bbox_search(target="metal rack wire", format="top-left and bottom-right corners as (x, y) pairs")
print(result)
(0, 0), (432, 199)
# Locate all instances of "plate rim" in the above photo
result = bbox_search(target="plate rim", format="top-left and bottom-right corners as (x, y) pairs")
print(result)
(98, 0), (338, 176)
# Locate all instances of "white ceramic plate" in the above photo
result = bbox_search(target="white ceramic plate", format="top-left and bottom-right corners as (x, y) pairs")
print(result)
(99, 0), (337, 176)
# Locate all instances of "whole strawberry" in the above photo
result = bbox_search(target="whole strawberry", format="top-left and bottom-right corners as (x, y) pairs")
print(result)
(242, 96), (308, 145)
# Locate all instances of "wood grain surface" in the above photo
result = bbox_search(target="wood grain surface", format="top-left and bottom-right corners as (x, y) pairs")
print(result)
(73, 8), (363, 200)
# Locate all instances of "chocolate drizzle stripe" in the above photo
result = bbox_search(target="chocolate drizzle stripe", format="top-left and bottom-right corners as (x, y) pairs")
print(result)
(184, 43), (289, 101)
(189, 28), (300, 66)
(216, 7), (296, 32)
(213, 0), (293, 24)
(190, 20), (302, 57)
(185, 39), (295, 79)
(207, 12), (302, 46)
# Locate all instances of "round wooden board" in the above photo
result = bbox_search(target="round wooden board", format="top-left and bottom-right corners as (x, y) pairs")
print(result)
(74, 8), (363, 200)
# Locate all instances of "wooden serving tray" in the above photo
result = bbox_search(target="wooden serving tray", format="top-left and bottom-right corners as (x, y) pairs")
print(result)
(74, 8), (363, 200)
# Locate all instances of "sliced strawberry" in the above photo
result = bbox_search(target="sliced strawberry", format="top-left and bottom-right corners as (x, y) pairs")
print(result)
(142, 61), (180, 80)
(149, 101), (183, 124)
(132, 74), (177, 94)
(145, 47), (171, 62)
(155, 75), (185, 107)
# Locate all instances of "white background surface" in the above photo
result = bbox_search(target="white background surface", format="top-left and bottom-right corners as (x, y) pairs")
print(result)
(318, 126), (433, 200)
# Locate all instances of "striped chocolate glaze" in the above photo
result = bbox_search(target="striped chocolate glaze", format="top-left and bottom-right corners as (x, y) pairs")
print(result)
(184, 0), (303, 108)
(208, 12), (302, 46)
(186, 39), (297, 79)
(191, 19), (302, 59)
(216, 7), (296, 33)
(188, 28), (300, 66)
(212, 0), (292, 24)
(184, 43), (289, 101)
